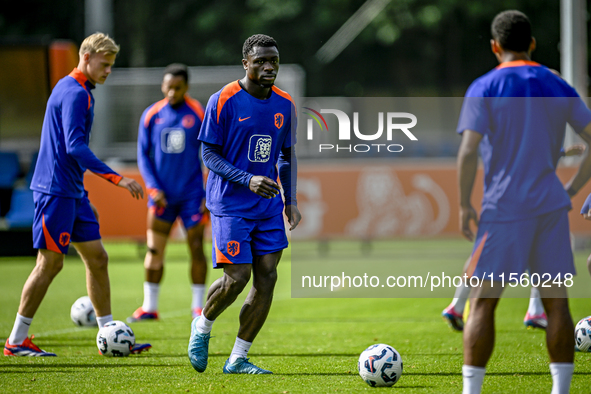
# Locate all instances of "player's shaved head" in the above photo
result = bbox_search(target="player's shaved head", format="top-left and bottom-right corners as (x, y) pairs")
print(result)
(164, 63), (189, 83)
(242, 34), (278, 59)
(491, 10), (532, 52)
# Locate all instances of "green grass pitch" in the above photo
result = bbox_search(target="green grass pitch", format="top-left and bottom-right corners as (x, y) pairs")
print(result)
(1, 239), (590, 393)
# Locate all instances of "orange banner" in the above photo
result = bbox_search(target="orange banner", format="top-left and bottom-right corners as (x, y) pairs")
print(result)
(84, 163), (591, 240)
(85, 169), (148, 239)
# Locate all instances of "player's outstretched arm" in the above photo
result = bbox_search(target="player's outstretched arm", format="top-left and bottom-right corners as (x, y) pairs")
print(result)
(117, 177), (144, 199)
(457, 129), (482, 241)
(63, 90), (128, 187)
(565, 122), (591, 197)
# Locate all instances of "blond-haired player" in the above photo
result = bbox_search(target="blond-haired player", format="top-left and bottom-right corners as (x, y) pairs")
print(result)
(4, 33), (150, 356)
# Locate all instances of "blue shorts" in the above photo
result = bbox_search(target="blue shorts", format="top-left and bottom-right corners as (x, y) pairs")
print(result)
(210, 213), (288, 268)
(148, 195), (205, 229)
(466, 208), (575, 280)
(32, 192), (101, 254)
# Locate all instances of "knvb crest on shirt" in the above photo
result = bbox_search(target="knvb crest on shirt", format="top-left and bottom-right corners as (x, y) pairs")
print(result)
(161, 128), (186, 154)
(182, 114), (195, 128)
(248, 134), (272, 162)
(274, 113), (284, 129)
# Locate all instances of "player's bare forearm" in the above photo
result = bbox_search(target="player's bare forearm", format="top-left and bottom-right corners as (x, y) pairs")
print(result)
(249, 175), (280, 199)
(457, 130), (482, 241)
(285, 204), (301, 230)
(118, 177), (144, 199)
(566, 154), (591, 197)
(565, 126), (591, 197)
(458, 150), (479, 240)
(458, 154), (477, 208)
(457, 130), (481, 208)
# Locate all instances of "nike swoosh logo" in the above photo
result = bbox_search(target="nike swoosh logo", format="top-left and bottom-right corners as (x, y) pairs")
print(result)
(239, 117), (251, 122)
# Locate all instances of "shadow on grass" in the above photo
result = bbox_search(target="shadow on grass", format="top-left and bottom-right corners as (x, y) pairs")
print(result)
(404, 371), (591, 376)
(275, 371), (591, 378)
(399, 353), (461, 357)
(134, 352), (368, 358)
(0, 371), (45, 374)
(227, 352), (459, 357)
(274, 372), (360, 376)
(125, 353), (187, 357)
(487, 372), (591, 377)
(209, 353), (370, 358)
(1, 363), (185, 369)
(93, 352), (461, 358)
(32, 343), (96, 348)
(393, 387), (432, 389)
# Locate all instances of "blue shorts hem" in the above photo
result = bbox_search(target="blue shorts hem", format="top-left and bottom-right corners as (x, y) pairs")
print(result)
(252, 243), (289, 257)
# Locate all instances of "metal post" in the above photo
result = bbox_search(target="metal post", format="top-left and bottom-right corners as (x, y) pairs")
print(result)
(85, 0), (114, 159)
(85, 0), (114, 36)
(561, 0), (588, 163)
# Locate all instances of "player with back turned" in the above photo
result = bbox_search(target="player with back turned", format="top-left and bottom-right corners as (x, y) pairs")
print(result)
(188, 34), (301, 374)
(4, 33), (150, 356)
(456, 11), (591, 394)
(443, 143), (587, 332)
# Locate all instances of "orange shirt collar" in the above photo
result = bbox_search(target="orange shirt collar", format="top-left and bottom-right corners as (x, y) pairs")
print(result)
(69, 68), (87, 85)
(496, 60), (540, 69)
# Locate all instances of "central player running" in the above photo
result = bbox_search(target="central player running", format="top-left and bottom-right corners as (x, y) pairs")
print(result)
(188, 34), (301, 374)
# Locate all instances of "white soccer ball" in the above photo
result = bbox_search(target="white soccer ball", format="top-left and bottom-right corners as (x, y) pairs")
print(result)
(96, 320), (135, 357)
(575, 316), (591, 352)
(70, 296), (97, 327)
(358, 343), (403, 387)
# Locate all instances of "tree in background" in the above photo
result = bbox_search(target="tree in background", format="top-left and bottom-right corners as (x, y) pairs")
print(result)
(0, 0), (568, 96)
